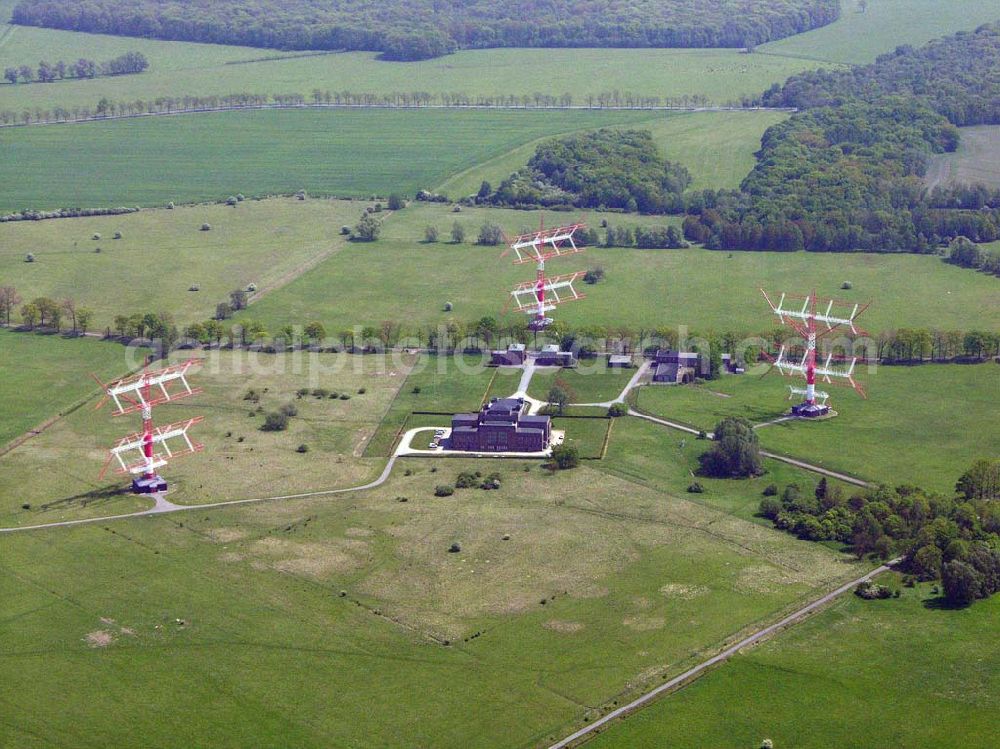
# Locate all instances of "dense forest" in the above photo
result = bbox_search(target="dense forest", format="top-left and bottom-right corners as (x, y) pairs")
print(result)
(489, 129), (691, 212)
(12, 0), (840, 60)
(682, 23), (1000, 255)
(761, 23), (1000, 126)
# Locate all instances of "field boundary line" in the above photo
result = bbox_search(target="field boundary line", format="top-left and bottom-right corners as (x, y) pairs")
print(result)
(547, 559), (899, 749)
(1, 103), (796, 129)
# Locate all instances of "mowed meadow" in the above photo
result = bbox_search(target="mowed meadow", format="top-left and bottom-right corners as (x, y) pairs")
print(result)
(242, 201), (1000, 334)
(759, 0), (1000, 64)
(0, 108), (657, 211)
(589, 579), (1000, 749)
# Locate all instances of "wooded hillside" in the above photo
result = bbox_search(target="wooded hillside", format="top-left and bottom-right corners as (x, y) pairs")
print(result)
(12, 0), (841, 60)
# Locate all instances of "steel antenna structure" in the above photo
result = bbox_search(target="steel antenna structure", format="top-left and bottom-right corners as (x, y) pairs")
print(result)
(760, 289), (871, 417)
(506, 221), (587, 331)
(95, 357), (204, 493)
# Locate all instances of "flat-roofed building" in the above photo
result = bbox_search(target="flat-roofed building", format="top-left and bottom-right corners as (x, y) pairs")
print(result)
(449, 397), (551, 452)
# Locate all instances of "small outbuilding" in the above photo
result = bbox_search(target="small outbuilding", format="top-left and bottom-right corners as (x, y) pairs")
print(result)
(534, 343), (577, 367)
(608, 354), (634, 369)
(652, 349), (701, 384)
(490, 343), (526, 366)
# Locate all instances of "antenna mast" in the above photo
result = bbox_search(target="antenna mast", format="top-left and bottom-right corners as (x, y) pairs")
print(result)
(761, 289), (871, 417)
(506, 222), (587, 331)
(96, 357), (204, 493)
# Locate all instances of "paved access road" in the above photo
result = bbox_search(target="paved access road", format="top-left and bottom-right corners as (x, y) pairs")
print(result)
(547, 558), (899, 749)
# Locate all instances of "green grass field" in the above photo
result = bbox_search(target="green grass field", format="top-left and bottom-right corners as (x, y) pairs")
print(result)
(0, 34), (829, 113)
(590, 575), (1000, 749)
(5, 194), (996, 352)
(0, 441), (861, 747)
(0, 198), (363, 329)
(926, 125), (1000, 190)
(0, 349), (408, 526)
(760, 0), (1000, 64)
(0, 108), (661, 212)
(527, 360), (636, 405)
(0, 328), (129, 447)
(634, 363), (1000, 493)
(243, 201), (1000, 334)
(438, 110), (788, 199)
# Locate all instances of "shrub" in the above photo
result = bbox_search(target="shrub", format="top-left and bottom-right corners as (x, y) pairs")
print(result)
(455, 471), (478, 489)
(339, 393), (350, 400)
(113, 231), (122, 239)
(583, 266), (605, 284)
(296, 444), (309, 453)
(477, 222), (503, 246)
(340, 225), (351, 235)
(24, 253), (35, 262)
(94, 247), (102, 253)
(551, 444), (579, 469)
(226, 196), (238, 206)
(607, 402), (627, 417)
(687, 482), (705, 493)
(92, 233), (101, 240)
(312, 388), (328, 398)
(841, 281), (853, 290)
(200, 223), (211, 231)
(21, 503), (30, 510)
(854, 580), (892, 600)
(412, 386), (421, 394)
(444, 302), (453, 312)
(452, 204), (462, 212)
(387, 194), (404, 210)
(278, 403), (298, 417)
(450, 222), (465, 243)
(435, 485), (455, 497)
(481, 472), (501, 490)
(261, 411), (289, 431)
(424, 225), (439, 243)
(353, 212), (381, 241)
(167, 201), (175, 209)
(759, 496), (782, 519)
(762, 484), (778, 496)
(448, 542), (461, 552)
(357, 387), (366, 394)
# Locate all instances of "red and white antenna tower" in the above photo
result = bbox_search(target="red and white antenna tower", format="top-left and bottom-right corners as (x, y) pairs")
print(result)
(95, 357), (204, 493)
(761, 289), (870, 417)
(506, 221), (587, 331)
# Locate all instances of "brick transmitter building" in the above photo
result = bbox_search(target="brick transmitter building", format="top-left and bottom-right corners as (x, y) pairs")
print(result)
(450, 397), (551, 452)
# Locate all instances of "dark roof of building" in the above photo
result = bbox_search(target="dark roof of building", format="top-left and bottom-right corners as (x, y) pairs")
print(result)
(654, 363), (680, 379)
(520, 415), (550, 425)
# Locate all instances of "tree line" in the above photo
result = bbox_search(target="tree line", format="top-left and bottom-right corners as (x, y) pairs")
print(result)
(0, 290), (94, 335)
(759, 460), (1000, 607)
(13, 0), (840, 61)
(7, 301), (996, 371)
(681, 23), (1000, 258)
(2, 51), (148, 85)
(0, 90), (729, 128)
